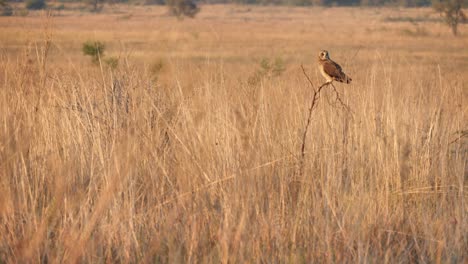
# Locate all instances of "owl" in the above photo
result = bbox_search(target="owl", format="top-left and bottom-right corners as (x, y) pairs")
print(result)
(318, 50), (352, 84)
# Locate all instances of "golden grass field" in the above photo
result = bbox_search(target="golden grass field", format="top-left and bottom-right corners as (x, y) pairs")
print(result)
(0, 4), (467, 262)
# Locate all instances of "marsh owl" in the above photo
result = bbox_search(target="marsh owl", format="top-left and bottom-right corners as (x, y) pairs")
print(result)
(318, 50), (352, 84)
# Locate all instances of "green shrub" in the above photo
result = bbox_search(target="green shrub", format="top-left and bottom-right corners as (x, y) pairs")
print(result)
(26, 0), (46, 10)
(149, 59), (164, 81)
(82, 41), (105, 64)
(105, 57), (119, 70)
(248, 57), (286, 86)
(258, 57), (286, 77)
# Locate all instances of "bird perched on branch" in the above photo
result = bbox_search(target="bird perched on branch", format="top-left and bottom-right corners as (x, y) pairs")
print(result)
(318, 50), (352, 84)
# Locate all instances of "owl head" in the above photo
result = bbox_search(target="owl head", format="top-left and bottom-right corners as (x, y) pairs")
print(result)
(318, 50), (330, 60)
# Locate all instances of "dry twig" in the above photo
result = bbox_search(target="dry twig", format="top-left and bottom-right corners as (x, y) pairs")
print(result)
(298, 65), (352, 177)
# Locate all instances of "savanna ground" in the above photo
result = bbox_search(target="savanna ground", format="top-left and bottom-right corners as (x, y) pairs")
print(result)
(0, 4), (467, 263)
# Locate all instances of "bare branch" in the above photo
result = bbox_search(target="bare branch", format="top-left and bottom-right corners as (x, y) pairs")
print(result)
(330, 83), (353, 114)
(298, 65), (329, 176)
(297, 66), (353, 178)
(301, 64), (317, 92)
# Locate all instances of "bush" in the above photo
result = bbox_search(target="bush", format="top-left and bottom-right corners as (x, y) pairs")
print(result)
(26, 0), (46, 10)
(105, 57), (119, 70)
(0, 3), (13, 16)
(82, 41), (105, 64)
(167, 0), (199, 18)
(150, 59), (165, 81)
(248, 57), (286, 86)
(85, 0), (102, 12)
(52, 4), (65, 10)
(16, 9), (29, 16)
(400, 27), (430, 37)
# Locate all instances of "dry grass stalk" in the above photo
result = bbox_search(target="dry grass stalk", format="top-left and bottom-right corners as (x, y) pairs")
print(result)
(0, 4), (467, 263)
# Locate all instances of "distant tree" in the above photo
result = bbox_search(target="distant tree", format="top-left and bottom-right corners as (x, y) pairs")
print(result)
(26, 0), (46, 10)
(86, 0), (103, 12)
(433, 0), (467, 35)
(167, 0), (199, 18)
(287, 0), (313, 5)
(393, 0), (429, 6)
(335, 0), (360, 5)
(316, 0), (360, 5)
(233, 0), (258, 3)
(361, 0), (386, 6)
(144, 0), (165, 4)
(0, 0), (13, 16)
(310, 0), (324, 4)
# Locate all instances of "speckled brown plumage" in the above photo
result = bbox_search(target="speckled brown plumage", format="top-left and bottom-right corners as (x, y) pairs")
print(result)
(318, 50), (352, 84)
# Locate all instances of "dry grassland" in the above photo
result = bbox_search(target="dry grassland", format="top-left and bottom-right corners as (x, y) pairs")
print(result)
(0, 4), (467, 263)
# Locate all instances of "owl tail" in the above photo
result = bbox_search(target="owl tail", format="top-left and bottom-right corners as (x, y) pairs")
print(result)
(345, 75), (352, 84)
(337, 74), (352, 84)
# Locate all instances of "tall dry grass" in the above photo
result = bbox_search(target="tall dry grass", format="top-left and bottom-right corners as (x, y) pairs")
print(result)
(0, 5), (467, 263)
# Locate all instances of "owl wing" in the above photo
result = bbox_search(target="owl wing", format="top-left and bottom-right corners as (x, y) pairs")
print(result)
(322, 60), (346, 81)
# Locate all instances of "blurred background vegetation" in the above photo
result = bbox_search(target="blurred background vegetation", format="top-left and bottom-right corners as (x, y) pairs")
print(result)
(1, 0), (467, 7)
(1, 0), (466, 25)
